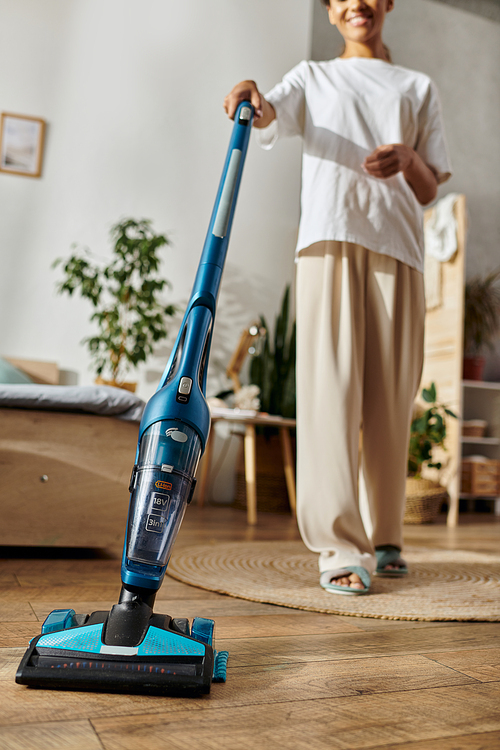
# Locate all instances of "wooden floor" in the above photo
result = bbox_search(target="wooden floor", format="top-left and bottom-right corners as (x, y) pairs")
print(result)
(1, 507), (499, 750)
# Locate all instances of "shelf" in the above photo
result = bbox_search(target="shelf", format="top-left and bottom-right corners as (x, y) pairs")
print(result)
(460, 383), (500, 516)
(460, 492), (500, 500)
(462, 380), (500, 391)
(461, 436), (500, 446)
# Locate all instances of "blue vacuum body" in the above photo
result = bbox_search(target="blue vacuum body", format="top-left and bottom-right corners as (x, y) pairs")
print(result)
(16, 102), (253, 696)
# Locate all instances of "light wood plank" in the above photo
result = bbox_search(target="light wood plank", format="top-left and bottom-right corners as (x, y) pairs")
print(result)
(0, 649), (24, 681)
(1, 585), (120, 602)
(2, 579), (223, 604)
(341, 617), (470, 632)
(12, 563), (223, 601)
(403, 519), (500, 554)
(13, 560), (120, 588)
(378, 730), (500, 750)
(212, 613), (362, 639)
(0, 623), (43, 648)
(423, 648), (500, 682)
(0, 603), (38, 623)
(0, 575), (18, 585)
(220, 654), (476, 705)
(92, 683), (500, 750)
(0, 719), (103, 750)
(216, 623), (500, 668)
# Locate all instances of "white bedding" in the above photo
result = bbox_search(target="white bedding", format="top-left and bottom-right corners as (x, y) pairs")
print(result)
(0, 384), (145, 422)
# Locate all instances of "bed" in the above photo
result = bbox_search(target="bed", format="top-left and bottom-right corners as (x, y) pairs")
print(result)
(0, 358), (145, 548)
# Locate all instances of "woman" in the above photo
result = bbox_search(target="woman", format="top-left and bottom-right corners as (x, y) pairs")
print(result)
(224, 0), (451, 594)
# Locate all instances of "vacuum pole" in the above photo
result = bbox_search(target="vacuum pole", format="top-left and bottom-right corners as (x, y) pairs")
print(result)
(120, 102), (254, 595)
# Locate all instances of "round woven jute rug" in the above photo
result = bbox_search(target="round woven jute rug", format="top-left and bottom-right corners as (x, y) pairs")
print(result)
(168, 541), (500, 621)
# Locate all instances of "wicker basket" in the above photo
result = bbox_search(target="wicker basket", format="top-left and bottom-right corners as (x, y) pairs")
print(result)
(462, 420), (487, 438)
(461, 457), (500, 497)
(404, 477), (449, 524)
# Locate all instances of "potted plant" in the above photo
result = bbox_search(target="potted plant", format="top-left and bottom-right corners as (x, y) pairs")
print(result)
(463, 267), (500, 380)
(54, 218), (177, 390)
(405, 382), (457, 523)
(249, 284), (296, 419)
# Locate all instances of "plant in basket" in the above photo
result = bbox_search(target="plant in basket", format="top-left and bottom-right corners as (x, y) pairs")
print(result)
(405, 382), (457, 524)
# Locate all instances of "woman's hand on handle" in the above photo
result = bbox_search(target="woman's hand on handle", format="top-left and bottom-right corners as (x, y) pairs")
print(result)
(223, 80), (276, 129)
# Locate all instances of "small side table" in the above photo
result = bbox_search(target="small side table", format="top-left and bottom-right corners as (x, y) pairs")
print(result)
(197, 407), (296, 525)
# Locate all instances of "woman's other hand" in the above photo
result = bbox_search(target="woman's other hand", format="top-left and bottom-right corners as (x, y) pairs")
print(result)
(363, 144), (438, 205)
(362, 144), (413, 179)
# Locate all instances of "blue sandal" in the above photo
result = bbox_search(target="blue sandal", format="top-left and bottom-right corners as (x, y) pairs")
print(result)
(375, 546), (408, 577)
(320, 566), (371, 596)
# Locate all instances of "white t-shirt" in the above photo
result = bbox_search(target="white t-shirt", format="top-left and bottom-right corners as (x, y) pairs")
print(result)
(258, 57), (452, 272)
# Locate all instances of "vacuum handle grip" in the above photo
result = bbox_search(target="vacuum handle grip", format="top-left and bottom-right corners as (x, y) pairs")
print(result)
(211, 104), (253, 239)
(212, 149), (242, 238)
(203, 101), (254, 259)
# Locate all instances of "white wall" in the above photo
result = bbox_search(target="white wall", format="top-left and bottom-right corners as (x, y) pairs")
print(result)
(0, 0), (313, 398)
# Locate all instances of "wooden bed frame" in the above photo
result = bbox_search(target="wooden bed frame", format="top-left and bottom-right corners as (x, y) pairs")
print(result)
(0, 359), (139, 548)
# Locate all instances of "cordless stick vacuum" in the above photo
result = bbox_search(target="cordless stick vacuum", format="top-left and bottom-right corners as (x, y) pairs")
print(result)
(16, 101), (254, 696)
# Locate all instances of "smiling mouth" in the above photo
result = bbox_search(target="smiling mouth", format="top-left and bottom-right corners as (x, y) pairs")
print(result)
(347, 14), (372, 26)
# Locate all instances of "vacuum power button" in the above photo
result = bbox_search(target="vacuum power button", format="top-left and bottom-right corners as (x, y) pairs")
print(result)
(178, 377), (193, 395)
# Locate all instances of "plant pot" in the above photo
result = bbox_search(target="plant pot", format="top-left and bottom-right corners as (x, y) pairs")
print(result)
(95, 376), (137, 393)
(404, 476), (448, 524)
(462, 355), (486, 381)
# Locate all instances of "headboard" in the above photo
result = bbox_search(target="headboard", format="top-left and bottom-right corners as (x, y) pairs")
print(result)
(4, 357), (59, 385)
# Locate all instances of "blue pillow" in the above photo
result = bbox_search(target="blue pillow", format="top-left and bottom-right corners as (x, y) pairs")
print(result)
(0, 357), (33, 384)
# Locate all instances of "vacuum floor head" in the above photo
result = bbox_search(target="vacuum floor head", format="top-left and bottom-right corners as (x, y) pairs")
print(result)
(16, 608), (226, 696)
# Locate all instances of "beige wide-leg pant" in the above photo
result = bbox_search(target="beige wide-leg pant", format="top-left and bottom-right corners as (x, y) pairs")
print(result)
(296, 241), (425, 575)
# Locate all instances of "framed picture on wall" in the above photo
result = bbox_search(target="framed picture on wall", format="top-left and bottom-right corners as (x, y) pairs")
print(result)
(0, 113), (46, 178)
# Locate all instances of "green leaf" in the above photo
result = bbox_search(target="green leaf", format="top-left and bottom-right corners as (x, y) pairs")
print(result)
(422, 382), (436, 403)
